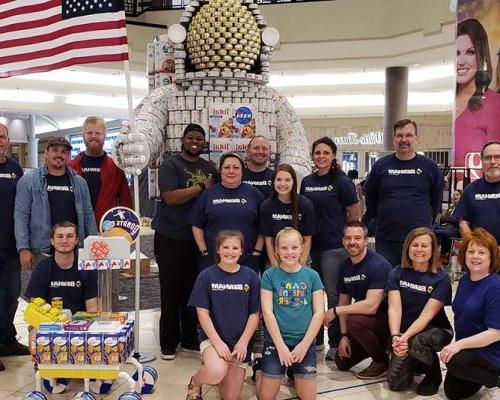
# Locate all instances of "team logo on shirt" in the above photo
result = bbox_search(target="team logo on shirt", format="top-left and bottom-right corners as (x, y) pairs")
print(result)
(388, 168), (422, 176)
(343, 274), (367, 283)
(399, 279), (433, 294)
(243, 180), (272, 186)
(0, 172), (17, 179)
(303, 185), (333, 192)
(81, 167), (100, 173)
(474, 193), (500, 200)
(47, 185), (74, 192)
(211, 283), (250, 291)
(212, 198), (247, 205)
(50, 280), (82, 288)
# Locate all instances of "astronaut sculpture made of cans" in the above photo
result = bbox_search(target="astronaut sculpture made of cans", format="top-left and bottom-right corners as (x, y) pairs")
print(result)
(115, 0), (311, 190)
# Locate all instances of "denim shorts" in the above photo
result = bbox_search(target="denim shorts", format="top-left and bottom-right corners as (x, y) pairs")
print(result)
(261, 342), (317, 379)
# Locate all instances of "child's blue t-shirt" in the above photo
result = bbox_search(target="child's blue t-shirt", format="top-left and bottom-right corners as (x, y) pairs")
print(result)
(261, 266), (323, 346)
(386, 266), (452, 332)
(453, 273), (500, 368)
(188, 264), (260, 350)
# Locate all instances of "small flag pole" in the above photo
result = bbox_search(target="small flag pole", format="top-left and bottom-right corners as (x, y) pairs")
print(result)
(123, 58), (157, 363)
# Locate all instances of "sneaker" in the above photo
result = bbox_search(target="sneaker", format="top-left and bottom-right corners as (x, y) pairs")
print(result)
(161, 349), (176, 360)
(355, 361), (389, 380)
(416, 375), (441, 396)
(316, 344), (325, 351)
(285, 367), (294, 381)
(0, 341), (30, 356)
(325, 347), (337, 361)
(480, 388), (497, 400)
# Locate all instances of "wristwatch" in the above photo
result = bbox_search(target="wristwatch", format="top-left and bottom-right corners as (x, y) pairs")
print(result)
(200, 250), (209, 256)
(198, 182), (206, 191)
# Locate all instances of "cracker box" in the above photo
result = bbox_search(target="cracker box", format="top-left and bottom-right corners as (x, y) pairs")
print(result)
(52, 332), (69, 364)
(69, 332), (86, 365)
(103, 333), (120, 365)
(86, 333), (103, 365)
(35, 332), (52, 364)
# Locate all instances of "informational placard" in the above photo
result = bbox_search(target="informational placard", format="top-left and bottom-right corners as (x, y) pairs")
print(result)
(99, 207), (141, 244)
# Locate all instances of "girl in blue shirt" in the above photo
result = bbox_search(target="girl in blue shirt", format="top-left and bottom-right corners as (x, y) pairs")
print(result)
(187, 230), (260, 400)
(441, 228), (500, 400)
(256, 228), (324, 400)
(260, 164), (315, 267)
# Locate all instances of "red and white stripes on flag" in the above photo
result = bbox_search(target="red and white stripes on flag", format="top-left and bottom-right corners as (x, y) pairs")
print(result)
(0, 0), (129, 78)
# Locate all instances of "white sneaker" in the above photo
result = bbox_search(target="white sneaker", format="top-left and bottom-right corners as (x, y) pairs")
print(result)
(480, 388), (497, 400)
(160, 350), (176, 360)
(325, 347), (337, 361)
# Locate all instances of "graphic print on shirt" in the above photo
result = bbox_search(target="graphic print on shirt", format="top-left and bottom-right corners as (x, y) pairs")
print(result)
(303, 184), (334, 192)
(278, 279), (309, 307)
(47, 184), (73, 192)
(387, 168), (423, 176)
(185, 168), (212, 187)
(399, 279), (434, 294)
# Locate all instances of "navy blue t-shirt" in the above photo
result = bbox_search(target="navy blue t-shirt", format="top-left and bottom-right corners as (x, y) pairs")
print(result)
(242, 167), (273, 198)
(454, 178), (500, 243)
(25, 257), (98, 314)
(80, 153), (104, 210)
(337, 250), (392, 303)
(386, 266), (452, 332)
(259, 195), (315, 237)
(0, 157), (23, 252)
(453, 273), (500, 368)
(188, 264), (260, 352)
(188, 183), (264, 255)
(300, 172), (358, 252)
(46, 173), (77, 227)
(364, 154), (443, 242)
(154, 154), (219, 241)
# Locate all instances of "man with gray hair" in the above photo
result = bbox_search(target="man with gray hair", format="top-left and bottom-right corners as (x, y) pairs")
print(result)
(0, 123), (29, 368)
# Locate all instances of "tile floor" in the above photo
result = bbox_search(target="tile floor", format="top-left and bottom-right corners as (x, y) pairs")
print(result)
(1, 301), (497, 399)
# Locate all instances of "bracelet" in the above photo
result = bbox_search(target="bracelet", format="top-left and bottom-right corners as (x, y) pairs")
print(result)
(200, 250), (209, 256)
(253, 249), (262, 254)
(391, 333), (401, 338)
(332, 306), (338, 317)
(198, 182), (206, 191)
(340, 332), (349, 337)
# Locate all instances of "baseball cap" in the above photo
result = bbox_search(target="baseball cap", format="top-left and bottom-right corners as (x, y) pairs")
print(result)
(183, 123), (206, 137)
(47, 136), (72, 150)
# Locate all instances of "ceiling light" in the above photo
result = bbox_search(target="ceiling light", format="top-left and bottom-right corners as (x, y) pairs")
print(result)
(65, 94), (142, 108)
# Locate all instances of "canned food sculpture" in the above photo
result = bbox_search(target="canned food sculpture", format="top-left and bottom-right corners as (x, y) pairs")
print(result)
(115, 0), (311, 181)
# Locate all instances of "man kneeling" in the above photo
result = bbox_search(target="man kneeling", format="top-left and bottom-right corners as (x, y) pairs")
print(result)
(26, 222), (98, 315)
(324, 221), (391, 379)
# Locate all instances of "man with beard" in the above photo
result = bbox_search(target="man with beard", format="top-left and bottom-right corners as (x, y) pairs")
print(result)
(324, 221), (392, 380)
(67, 116), (132, 310)
(15, 137), (97, 269)
(455, 141), (500, 243)
(25, 222), (98, 314)
(364, 119), (443, 266)
(68, 116), (132, 225)
(242, 135), (273, 198)
(153, 124), (218, 360)
(0, 124), (29, 369)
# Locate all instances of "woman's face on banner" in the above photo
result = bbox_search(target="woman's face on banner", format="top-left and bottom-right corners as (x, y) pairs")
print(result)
(456, 34), (478, 86)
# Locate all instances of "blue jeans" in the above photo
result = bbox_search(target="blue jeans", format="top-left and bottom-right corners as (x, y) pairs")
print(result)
(311, 248), (348, 348)
(262, 342), (317, 379)
(0, 250), (21, 347)
(375, 237), (403, 267)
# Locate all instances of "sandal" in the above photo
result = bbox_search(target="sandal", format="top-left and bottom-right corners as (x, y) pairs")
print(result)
(186, 376), (202, 400)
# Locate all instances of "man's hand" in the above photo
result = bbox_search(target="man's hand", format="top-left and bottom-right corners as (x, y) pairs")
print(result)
(204, 174), (215, 189)
(337, 336), (351, 359)
(20, 249), (35, 270)
(324, 308), (335, 327)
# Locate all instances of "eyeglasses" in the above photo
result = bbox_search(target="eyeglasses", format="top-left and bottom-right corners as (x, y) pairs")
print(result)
(481, 155), (500, 163)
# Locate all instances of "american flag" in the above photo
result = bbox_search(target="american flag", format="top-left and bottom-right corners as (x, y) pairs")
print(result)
(0, 0), (129, 78)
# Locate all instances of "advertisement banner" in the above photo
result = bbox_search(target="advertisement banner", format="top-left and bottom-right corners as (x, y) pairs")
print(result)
(453, 0), (500, 168)
(208, 103), (256, 164)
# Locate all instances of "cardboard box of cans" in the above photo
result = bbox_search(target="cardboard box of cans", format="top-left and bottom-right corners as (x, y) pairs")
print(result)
(35, 321), (134, 366)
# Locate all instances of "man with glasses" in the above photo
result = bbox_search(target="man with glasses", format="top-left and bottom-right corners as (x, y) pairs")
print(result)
(455, 141), (500, 243)
(364, 119), (443, 266)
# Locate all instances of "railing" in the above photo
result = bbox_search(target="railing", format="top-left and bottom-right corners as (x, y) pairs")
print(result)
(125, 0), (333, 16)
